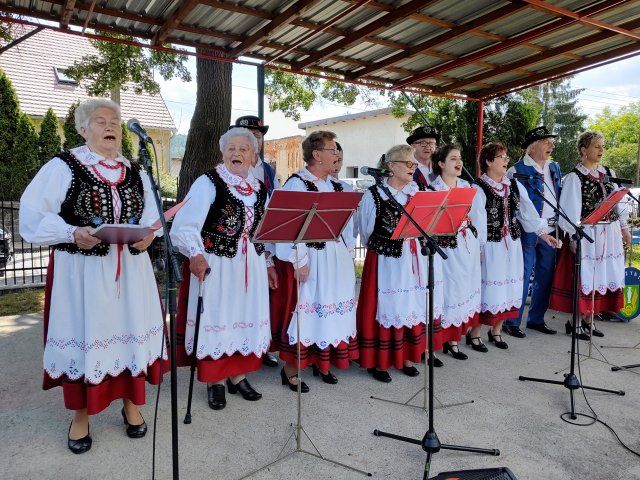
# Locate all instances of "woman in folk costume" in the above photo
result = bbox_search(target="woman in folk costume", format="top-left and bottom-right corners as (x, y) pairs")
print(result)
(171, 128), (275, 411)
(19, 99), (167, 454)
(356, 145), (445, 383)
(429, 145), (482, 361)
(470, 143), (558, 351)
(550, 131), (631, 339)
(271, 130), (357, 391)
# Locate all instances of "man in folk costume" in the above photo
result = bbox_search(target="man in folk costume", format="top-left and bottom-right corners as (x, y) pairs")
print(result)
(230, 115), (279, 367)
(406, 125), (439, 187)
(503, 126), (562, 338)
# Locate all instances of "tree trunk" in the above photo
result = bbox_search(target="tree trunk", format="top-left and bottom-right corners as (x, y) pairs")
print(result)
(178, 51), (232, 200)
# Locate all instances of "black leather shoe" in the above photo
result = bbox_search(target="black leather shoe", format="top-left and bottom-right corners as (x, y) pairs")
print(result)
(207, 384), (227, 410)
(312, 364), (338, 384)
(280, 367), (309, 393)
(121, 408), (147, 438)
(503, 325), (526, 338)
(262, 352), (278, 367)
(581, 319), (604, 337)
(402, 365), (420, 376)
(442, 342), (468, 360)
(226, 378), (262, 401)
(527, 322), (557, 335)
(565, 321), (590, 341)
(367, 368), (392, 383)
(427, 356), (444, 367)
(466, 332), (488, 352)
(68, 422), (92, 454)
(488, 331), (508, 349)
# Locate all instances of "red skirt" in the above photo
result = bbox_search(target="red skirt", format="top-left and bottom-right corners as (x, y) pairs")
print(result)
(479, 308), (519, 327)
(356, 250), (442, 371)
(440, 312), (480, 343)
(175, 260), (263, 383)
(549, 237), (623, 315)
(42, 252), (168, 415)
(269, 257), (358, 371)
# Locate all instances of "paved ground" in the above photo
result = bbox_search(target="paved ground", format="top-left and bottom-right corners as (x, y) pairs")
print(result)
(1, 309), (639, 480)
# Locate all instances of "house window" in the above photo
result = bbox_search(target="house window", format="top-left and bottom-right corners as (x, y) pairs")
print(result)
(54, 67), (78, 85)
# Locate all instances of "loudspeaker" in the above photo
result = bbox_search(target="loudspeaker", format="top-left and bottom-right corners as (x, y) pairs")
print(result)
(430, 467), (518, 480)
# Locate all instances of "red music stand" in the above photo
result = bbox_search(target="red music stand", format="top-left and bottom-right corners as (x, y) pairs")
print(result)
(245, 189), (369, 479)
(371, 187), (499, 480)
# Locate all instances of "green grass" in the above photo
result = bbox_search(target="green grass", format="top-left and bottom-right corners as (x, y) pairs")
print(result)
(0, 288), (45, 316)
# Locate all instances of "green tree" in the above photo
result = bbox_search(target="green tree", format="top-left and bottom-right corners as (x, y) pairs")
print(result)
(37, 108), (61, 165)
(63, 101), (85, 150)
(0, 69), (20, 163)
(0, 13), (13, 42)
(120, 121), (134, 160)
(0, 113), (39, 199)
(65, 32), (191, 97)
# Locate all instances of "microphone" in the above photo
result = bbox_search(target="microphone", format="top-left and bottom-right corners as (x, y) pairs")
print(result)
(127, 118), (153, 143)
(360, 166), (393, 177)
(604, 175), (633, 185)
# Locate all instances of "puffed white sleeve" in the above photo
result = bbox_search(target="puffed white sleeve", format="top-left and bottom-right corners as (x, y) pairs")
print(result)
(357, 189), (376, 246)
(608, 169), (630, 229)
(169, 175), (215, 258)
(557, 172), (582, 237)
(470, 185), (487, 246)
(274, 177), (309, 268)
(138, 170), (165, 237)
(514, 180), (547, 234)
(19, 157), (76, 246)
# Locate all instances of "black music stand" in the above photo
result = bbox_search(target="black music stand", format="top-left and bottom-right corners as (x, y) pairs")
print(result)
(519, 187), (625, 421)
(370, 187), (476, 413)
(369, 177), (499, 480)
(239, 189), (371, 478)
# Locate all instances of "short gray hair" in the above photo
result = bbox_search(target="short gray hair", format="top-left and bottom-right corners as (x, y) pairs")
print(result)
(220, 127), (258, 154)
(75, 98), (121, 133)
(577, 131), (605, 154)
(379, 144), (414, 168)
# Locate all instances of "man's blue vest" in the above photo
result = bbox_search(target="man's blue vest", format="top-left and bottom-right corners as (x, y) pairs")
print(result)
(262, 159), (277, 196)
(513, 157), (562, 246)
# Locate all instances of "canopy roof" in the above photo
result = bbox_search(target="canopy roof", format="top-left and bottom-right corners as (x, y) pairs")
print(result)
(2, 0), (639, 100)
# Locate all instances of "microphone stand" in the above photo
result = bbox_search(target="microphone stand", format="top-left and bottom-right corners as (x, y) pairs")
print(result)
(369, 172), (499, 480)
(138, 137), (183, 480)
(516, 183), (625, 420)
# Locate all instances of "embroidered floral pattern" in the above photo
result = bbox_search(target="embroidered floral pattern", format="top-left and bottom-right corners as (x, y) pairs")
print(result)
(288, 329), (357, 348)
(298, 298), (356, 318)
(45, 325), (164, 352)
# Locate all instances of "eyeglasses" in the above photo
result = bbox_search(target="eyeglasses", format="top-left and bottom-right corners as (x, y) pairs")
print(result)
(413, 140), (437, 147)
(317, 148), (340, 155)
(391, 160), (419, 168)
(494, 154), (510, 161)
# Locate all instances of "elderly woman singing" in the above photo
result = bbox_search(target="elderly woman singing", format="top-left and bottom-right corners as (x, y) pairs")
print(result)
(270, 131), (357, 391)
(171, 128), (275, 411)
(357, 145), (445, 383)
(20, 98), (167, 454)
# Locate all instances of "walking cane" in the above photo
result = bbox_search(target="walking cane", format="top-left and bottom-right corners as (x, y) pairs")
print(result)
(184, 267), (211, 424)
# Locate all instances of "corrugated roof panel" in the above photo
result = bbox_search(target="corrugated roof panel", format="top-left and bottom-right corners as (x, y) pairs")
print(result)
(595, 1), (640, 24)
(532, 23), (598, 49)
(482, 45), (539, 65)
(376, 19), (443, 46)
(435, 34), (496, 57)
(485, 8), (557, 38)
(425, 0), (511, 24)
(574, 38), (637, 58)
(394, 54), (447, 72)
(444, 63), (494, 80)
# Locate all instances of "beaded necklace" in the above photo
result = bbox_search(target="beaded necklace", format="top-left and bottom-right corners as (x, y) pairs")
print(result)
(90, 163), (125, 186)
(234, 182), (254, 196)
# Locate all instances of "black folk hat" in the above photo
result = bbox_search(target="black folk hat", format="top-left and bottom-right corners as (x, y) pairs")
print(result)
(230, 115), (269, 134)
(406, 125), (440, 145)
(521, 126), (557, 149)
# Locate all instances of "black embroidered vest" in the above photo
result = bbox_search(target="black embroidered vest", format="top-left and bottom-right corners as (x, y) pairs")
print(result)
(284, 173), (343, 250)
(436, 220), (478, 249)
(54, 151), (145, 257)
(475, 178), (521, 243)
(367, 184), (428, 258)
(572, 166), (619, 222)
(200, 168), (267, 258)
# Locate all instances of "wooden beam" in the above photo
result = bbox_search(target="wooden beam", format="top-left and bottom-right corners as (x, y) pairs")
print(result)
(394, 0), (628, 89)
(294, 0), (437, 70)
(476, 42), (640, 99)
(432, 16), (640, 94)
(349, 2), (527, 79)
(152, 0), (199, 45)
(60, 0), (76, 28)
(230, 0), (320, 57)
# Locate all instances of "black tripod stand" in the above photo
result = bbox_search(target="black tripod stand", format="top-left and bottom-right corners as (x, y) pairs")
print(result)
(137, 137), (183, 479)
(370, 176), (499, 480)
(518, 187), (624, 420)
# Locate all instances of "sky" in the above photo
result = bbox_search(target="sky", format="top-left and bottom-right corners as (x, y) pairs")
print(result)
(158, 55), (640, 140)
